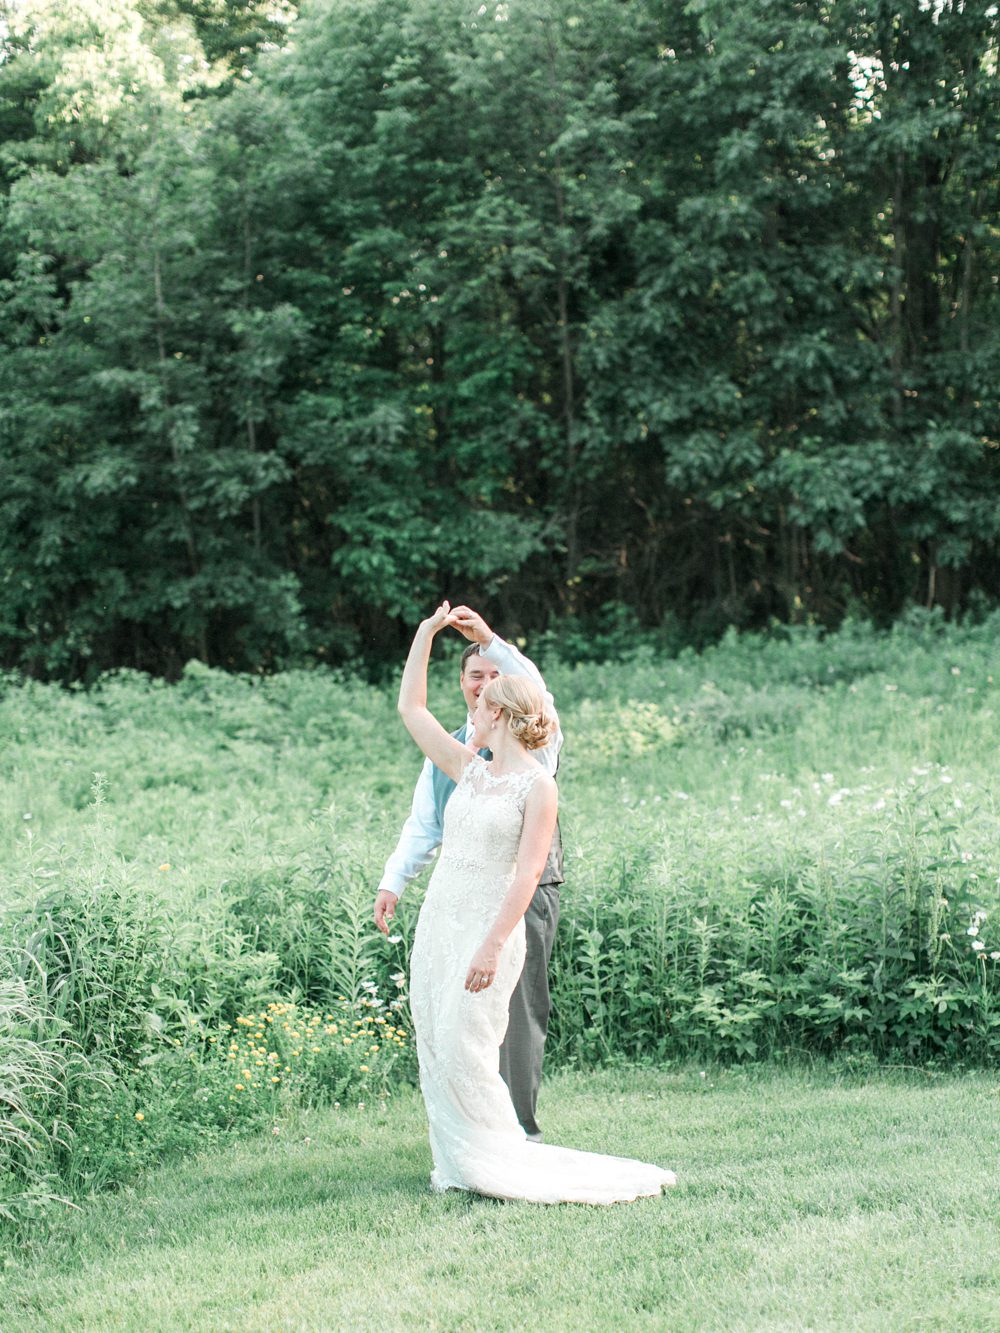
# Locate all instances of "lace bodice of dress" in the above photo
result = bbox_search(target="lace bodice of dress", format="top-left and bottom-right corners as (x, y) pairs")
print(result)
(434, 755), (540, 895)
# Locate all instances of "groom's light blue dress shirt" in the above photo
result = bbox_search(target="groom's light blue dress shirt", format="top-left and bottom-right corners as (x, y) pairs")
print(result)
(376, 634), (562, 902)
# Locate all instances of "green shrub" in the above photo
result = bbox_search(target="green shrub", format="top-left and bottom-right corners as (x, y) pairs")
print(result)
(10, 866), (174, 1070)
(0, 969), (103, 1226)
(549, 787), (999, 1064)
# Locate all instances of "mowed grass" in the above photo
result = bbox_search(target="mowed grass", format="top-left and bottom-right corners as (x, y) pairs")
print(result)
(5, 1065), (998, 1333)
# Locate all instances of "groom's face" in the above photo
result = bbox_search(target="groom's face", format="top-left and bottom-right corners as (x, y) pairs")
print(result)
(460, 657), (500, 717)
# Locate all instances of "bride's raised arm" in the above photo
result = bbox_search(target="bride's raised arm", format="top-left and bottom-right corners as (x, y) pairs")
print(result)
(398, 602), (473, 783)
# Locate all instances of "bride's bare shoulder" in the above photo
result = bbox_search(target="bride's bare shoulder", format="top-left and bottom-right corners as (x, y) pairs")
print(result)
(526, 768), (557, 799)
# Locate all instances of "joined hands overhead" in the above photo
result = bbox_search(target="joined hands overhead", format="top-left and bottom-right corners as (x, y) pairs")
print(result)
(418, 601), (494, 649)
(375, 601), (487, 937)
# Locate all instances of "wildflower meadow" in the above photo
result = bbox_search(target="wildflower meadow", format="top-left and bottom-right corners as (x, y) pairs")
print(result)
(1, 610), (998, 1240)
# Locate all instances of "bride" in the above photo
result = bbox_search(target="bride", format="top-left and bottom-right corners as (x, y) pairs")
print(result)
(396, 601), (676, 1204)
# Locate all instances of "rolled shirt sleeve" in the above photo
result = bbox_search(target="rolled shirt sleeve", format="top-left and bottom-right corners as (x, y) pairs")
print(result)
(376, 756), (443, 901)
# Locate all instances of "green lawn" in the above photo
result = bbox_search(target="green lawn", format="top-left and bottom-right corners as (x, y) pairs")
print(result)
(6, 1066), (998, 1332)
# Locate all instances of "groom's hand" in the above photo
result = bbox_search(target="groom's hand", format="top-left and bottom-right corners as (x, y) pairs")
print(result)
(374, 890), (398, 935)
(450, 605), (493, 647)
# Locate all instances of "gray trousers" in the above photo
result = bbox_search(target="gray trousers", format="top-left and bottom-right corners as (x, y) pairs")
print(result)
(498, 881), (560, 1137)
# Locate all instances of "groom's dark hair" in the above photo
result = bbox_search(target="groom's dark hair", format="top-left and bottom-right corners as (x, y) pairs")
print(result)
(460, 643), (483, 672)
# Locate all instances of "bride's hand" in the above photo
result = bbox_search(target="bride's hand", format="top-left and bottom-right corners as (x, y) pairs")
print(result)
(465, 939), (501, 993)
(421, 600), (456, 635)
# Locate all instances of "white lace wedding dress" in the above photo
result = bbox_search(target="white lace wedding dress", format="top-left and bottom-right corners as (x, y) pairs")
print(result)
(409, 753), (676, 1204)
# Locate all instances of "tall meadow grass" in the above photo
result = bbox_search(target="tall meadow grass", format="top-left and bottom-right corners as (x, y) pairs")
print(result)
(1, 609), (998, 1226)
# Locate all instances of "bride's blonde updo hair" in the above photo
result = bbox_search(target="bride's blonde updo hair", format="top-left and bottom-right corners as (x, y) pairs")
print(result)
(483, 674), (557, 751)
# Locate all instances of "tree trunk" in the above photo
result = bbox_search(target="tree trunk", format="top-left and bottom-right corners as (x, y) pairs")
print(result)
(153, 240), (208, 663)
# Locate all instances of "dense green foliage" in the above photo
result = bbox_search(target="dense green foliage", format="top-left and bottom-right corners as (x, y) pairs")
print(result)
(1, 1), (998, 677)
(1, 614), (998, 1224)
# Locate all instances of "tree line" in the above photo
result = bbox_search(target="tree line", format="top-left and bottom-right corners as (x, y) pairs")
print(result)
(1, 0), (997, 678)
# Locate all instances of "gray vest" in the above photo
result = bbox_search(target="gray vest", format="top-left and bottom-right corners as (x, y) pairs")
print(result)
(431, 727), (564, 887)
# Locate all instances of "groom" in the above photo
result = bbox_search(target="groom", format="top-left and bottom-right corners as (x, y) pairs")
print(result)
(374, 606), (563, 1141)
